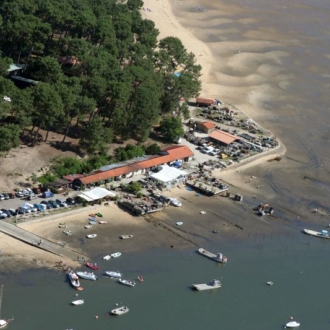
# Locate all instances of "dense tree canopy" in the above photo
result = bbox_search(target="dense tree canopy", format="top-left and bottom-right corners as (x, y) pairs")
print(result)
(0, 0), (202, 153)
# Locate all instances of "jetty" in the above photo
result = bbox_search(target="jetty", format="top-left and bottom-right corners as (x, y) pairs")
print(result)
(197, 248), (228, 263)
(0, 221), (88, 261)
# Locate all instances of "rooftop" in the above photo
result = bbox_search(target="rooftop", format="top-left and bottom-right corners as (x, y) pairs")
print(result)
(201, 122), (215, 129)
(209, 130), (239, 145)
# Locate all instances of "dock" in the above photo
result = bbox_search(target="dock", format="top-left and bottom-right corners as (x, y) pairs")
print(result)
(0, 221), (88, 261)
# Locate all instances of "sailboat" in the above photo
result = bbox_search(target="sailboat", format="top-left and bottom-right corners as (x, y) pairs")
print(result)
(0, 285), (10, 329)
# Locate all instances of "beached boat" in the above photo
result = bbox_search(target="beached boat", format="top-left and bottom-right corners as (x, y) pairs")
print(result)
(0, 285), (10, 329)
(84, 225), (92, 229)
(77, 271), (98, 281)
(68, 271), (81, 288)
(284, 318), (300, 328)
(85, 262), (99, 270)
(192, 279), (222, 291)
(89, 217), (96, 221)
(96, 213), (103, 217)
(72, 299), (84, 306)
(197, 248), (228, 263)
(86, 234), (97, 239)
(58, 224), (67, 228)
(111, 306), (129, 315)
(103, 255), (111, 260)
(118, 279), (136, 287)
(63, 230), (72, 235)
(105, 271), (122, 278)
(119, 235), (133, 239)
(99, 221), (107, 224)
(303, 229), (330, 239)
(111, 252), (122, 258)
(89, 221), (96, 225)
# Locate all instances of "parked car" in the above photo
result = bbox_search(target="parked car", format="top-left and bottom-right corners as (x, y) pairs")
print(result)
(32, 187), (41, 194)
(0, 212), (7, 219)
(34, 204), (46, 211)
(22, 189), (31, 196)
(49, 200), (60, 209)
(28, 194), (37, 200)
(0, 194), (5, 201)
(9, 208), (17, 216)
(2, 193), (9, 200)
(1, 209), (11, 217)
(56, 199), (68, 207)
(15, 191), (24, 198)
(41, 201), (53, 209)
(8, 192), (15, 199)
(42, 191), (54, 198)
(66, 197), (75, 206)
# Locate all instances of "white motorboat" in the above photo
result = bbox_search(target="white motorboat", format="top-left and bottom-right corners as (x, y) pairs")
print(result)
(86, 234), (97, 239)
(68, 271), (81, 288)
(72, 299), (84, 306)
(99, 221), (107, 224)
(105, 271), (123, 278)
(176, 222), (183, 226)
(111, 252), (122, 258)
(63, 230), (72, 235)
(111, 306), (129, 315)
(103, 255), (111, 260)
(303, 228), (330, 239)
(118, 279), (136, 287)
(77, 271), (98, 281)
(284, 318), (300, 328)
(119, 235), (133, 239)
(266, 281), (274, 286)
(192, 279), (222, 291)
(197, 248), (228, 263)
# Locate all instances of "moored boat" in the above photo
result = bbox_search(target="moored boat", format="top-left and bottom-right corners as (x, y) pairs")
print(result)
(77, 271), (98, 281)
(197, 248), (228, 263)
(103, 255), (111, 260)
(118, 279), (136, 287)
(284, 317), (300, 328)
(111, 252), (122, 258)
(99, 221), (107, 224)
(111, 306), (129, 315)
(119, 235), (133, 239)
(137, 275), (144, 282)
(303, 228), (330, 239)
(192, 279), (222, 291)
(72, 299), (84, 306)
(86, 234), (97, 239)
(84, 225), (92, 229)
(85, 262), (99, 270)
(105, 271), (122, 278)
(68, 271), (81, 288)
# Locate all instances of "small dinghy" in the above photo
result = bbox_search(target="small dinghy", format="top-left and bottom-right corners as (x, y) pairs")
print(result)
(72, 299), (84, 306)
(111, 306), (129, 315)
(84, 225), (92, 229)
(86, 234), (97, 239)
(103, 255), (111, 260)
(89, 221), (96, 225)
(119, 235), (133, 239)
(284, 317), (300, 328)
(63, 230), (72, 235)
(176, 222), (183, 226)
(68, 271), (80, 288)
(111, 252), (122, 258)
(89, 217), (96, 221)
(99, 221), (107, 224)
(96, 213), (103, 218)
(85, 262), (99, 270)
(137, 275), (144, 282)
(266, 281), (274, 286)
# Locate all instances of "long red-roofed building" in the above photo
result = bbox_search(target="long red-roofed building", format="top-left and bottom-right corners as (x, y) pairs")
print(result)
(72, 145), (194, 187)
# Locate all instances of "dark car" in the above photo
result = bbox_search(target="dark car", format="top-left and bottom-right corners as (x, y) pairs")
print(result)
(66, 197), (75, 206)
(41, 200), (53, 209)
(2, 193), (10, 200)
(9, 209), (17, 216)
(1, 209), (11, 217)
(49, 200), (60, 208)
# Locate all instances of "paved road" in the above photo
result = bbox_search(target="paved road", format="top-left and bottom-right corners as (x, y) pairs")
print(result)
(0, 221), (88, 261)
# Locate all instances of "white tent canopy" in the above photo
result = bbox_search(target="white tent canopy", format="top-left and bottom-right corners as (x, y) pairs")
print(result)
(78, 187), (116, 202)
(150, 165), (187, 184)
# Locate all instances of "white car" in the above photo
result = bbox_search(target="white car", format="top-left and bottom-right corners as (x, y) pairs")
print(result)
(170, 198), (182, 207)
(0, 194), (4, 201)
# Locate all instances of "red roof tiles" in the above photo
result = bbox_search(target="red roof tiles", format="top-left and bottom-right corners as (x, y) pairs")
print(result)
(78, 145), (193, 185)
(201, 122), (215, 129)
(209, 130), (239, 145)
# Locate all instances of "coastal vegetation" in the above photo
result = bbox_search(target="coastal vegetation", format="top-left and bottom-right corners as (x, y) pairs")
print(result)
(0, 0), (202, 153)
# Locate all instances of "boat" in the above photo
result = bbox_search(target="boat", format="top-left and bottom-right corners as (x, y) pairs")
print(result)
(99, 221), (107, 224)
(118, 279), (136, 287)
(303, 228), (330, 239)
(58, 224), (67, 228)
(111, 252), (122, 258)
(68, 271), (81, 288)
(176, 222), (183, 226)
(89, 217), (96, 221)
(212, 230), (219, 233)
(266, 281), (274, 286)
(85, 262), (99, 270)
(192, 279), (222, 291)
(0, 285), (10, 329)
(103, 255), (111, 260)
(96, 213), (103, 217)
(72, 299), (84, 306)
(111, 306), (129, 315)
(137, 275), (144, 282)
(84, 225), (92, 229)
(105, 271), (122, 278)
(86, 234), (97, 239)
(197, 248), (228, 263)
(284, 317), (300, 328)
(119, 235), (133, 239)
(77, 271), (98, 281)
(89, 214), (96, 217)
(63, 230), (72, 235)
(89, 221), (96, 225)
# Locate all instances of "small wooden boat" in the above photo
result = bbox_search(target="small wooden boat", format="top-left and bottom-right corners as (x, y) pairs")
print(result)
(303, 228), (330, 239)
(118, 279), (136, 287)
(105, 271), (122, 278)
(72, 299), (84, 306)
(85, 262), (99, 270)
(96, 213), (103, 218)
(63, 230), (72, 235)
(68, 271), (81, 288)
(86, 234), (97, 239)
(89, 221), (96, 225)
(111, 306), (129, 315)
(119, 235), (133, 239)
(137, 275), (144, 282)
(99, 221), (107, 224)
(58, 224), (67, 228)
(111, 252), (122, 258)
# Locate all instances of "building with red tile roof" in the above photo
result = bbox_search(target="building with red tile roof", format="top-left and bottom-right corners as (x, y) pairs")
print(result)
(209, 130), (239, 145)
(72, 145), (194, 187)
(197, 121), (216, 134)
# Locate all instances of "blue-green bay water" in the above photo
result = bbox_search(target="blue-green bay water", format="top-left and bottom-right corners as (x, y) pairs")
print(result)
(2, 231), (330, 330)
